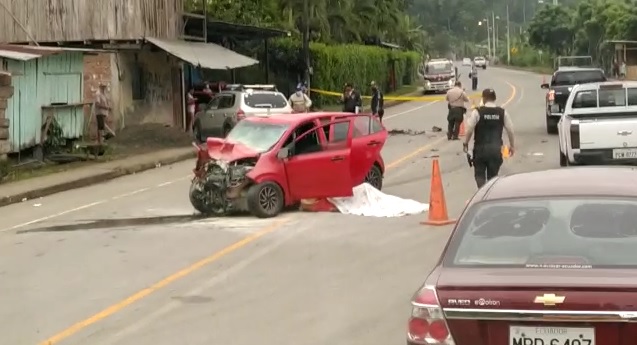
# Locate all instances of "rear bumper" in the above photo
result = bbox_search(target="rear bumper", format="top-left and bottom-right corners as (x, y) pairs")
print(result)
(574, 149), (637, 165)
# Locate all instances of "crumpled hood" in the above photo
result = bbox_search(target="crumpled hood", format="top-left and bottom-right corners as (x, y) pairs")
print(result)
(206, 138), (260, 162)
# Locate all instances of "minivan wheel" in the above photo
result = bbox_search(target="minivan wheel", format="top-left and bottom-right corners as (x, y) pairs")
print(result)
(365, 164), (383, 190)
(247, 181), (284, 218)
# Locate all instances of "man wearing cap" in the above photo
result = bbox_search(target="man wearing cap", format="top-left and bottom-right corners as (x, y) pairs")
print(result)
(289, 85), (312, 113)
(463, 88), (515, 188)
(445, 81), (469, 140)
(370, 81), (385, 122)
(341, 83), (362, 113)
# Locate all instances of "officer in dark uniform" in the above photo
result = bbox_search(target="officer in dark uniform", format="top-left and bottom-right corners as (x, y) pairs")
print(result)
(462, 88), (516, 188)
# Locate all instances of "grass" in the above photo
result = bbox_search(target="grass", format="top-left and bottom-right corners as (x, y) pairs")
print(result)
(318, 84), (420, 111)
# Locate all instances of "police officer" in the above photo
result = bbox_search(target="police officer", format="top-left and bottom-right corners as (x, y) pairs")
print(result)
(445, 81), (469, 140)
(469, 62), (479, 91)
(462, 88), (516, 188)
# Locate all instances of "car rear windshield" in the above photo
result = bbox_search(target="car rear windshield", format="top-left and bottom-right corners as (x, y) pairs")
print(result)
(552, 70), (605, 86)
(444, 197), (637, 269)
(225, 120), (289, 153)
(243, 93), (288, 109)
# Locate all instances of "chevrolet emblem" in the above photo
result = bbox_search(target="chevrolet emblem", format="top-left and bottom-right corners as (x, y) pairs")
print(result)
(534, 293), (565, 306)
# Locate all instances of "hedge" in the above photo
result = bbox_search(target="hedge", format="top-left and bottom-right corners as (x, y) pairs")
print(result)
(261, 38), (422, 106)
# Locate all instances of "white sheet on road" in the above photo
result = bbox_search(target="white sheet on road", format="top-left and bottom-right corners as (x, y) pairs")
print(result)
(328, 183), (429, 217)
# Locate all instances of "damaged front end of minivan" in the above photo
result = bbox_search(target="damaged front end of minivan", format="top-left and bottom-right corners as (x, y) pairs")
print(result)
(189, 142), (259, 216)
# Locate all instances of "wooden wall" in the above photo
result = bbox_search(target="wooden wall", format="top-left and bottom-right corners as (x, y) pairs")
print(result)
(0, 0), (184, 43)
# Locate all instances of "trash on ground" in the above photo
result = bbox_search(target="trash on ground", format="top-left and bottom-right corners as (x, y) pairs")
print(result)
(431, 126), (442, 132)
(388, 129), (426, 136)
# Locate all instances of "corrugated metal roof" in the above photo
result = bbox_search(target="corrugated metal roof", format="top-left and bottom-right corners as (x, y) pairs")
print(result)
(0, 45), (99, 61)
(146, 37), (259, 70)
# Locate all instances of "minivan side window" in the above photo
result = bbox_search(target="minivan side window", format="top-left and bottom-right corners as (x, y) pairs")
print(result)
(627, 88), (637, 106)
(218, 95), (235, 109)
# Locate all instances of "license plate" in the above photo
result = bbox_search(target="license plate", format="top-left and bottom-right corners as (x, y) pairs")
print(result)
(510, 326), (594, 345)
(612, 148), (637, 159)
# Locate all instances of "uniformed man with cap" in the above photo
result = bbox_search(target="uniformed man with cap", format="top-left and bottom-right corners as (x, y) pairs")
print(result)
(462, 88), (515, 188)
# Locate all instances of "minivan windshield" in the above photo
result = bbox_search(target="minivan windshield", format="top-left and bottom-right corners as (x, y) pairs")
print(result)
(444, 197), (637, 268)
(225, 120), (289, 153)
(425, 62), (453, 74)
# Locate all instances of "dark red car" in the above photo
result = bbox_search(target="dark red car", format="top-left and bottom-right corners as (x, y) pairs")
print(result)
(407, 167), (637, 345)
(190, 112), (387, 218)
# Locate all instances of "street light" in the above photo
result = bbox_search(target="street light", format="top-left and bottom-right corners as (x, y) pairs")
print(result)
(478, 19), (491, 59)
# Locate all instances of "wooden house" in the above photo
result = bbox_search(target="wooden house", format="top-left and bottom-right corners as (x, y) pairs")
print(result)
(0, 0), (281, 148)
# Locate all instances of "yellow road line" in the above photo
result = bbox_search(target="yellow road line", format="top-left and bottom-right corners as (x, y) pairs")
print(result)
(38, 81), (518, 345)
(38, 218), (290, 345)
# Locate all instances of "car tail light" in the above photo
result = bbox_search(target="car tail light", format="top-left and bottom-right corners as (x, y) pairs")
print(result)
(548, 90), (555, 103)
(570, 122), (580, 149)
(407, 286), (454, 344)
(236, 109), (246, 121)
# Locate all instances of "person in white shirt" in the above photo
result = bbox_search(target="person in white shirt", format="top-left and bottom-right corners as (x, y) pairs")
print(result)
(289, 85), (312, 113)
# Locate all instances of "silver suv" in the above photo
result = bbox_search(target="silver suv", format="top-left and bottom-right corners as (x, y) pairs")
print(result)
(193, 84), (292, 141)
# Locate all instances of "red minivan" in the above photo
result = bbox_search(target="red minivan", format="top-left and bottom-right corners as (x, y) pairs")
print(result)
(190, 112), (387, 218)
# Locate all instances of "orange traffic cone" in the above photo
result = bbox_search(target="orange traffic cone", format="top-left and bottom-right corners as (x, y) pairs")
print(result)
(421, 158), (456, 226)
(501, 145), (510, 158)
(458, 121), (465, 136)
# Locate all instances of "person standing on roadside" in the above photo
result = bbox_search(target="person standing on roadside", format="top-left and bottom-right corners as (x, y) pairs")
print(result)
(620, 60), (627, 80)
(370, 81), (385, 122)
(94, 82), (115, 144)
(463, 88), (516, 188)
(469, 61), (479, 91)
(186, 87), (196, 134)
(341, 83), (362, 113)
(445, 81), (469, 140)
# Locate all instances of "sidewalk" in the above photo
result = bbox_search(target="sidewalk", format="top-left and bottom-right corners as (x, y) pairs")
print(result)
(0, 147), (195, 207)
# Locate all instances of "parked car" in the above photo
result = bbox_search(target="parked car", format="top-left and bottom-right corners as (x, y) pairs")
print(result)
(192, 84), (293, 141)
(541, 67), (606, 134)
(407, 166), (637, 345)
(462, 57), (471, 66)
(473, 56), (487, 69)
(190, 112), (387, 218)
(558, 81), (637, 166)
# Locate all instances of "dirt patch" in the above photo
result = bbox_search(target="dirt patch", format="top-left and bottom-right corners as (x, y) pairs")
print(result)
(109, 123), (193, 155)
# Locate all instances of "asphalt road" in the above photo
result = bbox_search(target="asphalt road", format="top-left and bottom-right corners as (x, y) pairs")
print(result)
(0, 65), (557, 345)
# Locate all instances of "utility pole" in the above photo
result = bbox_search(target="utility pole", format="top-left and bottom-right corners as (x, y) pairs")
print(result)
(506, 3), (511, 64)
(302, 0), (311, 91)
(492, 11), (496, 60)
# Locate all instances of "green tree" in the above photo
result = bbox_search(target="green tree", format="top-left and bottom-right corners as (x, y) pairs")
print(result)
(527, 5), (574, 56)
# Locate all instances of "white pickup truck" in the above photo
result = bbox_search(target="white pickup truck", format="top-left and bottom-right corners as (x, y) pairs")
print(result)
(558, 81), (637, 166)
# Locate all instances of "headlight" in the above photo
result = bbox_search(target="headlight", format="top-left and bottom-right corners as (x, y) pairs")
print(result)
(448, 79), (454, 86)
(568, 87), (572, 92)
(425, 81), (431, 87)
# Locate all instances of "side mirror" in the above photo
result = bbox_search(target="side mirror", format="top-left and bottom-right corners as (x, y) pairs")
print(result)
(277, 147), (290, 159)
(541, 83), (549, 89)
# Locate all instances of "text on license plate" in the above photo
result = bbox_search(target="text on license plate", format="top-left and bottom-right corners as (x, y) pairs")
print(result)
(613, 148), (637, 159)
(510, 326), (594, 345)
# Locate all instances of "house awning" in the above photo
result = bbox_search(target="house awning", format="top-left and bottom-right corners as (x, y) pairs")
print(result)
(146, 37), (259, 70)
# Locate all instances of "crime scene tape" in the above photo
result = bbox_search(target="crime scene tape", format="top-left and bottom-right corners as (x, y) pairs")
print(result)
(310, 88), (482, 102)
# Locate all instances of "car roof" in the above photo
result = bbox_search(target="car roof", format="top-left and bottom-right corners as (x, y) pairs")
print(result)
(572, 80), (637, 91)
(244, 112), (367, 125)
(555, 66), (602, 73)
(219, 90), (285, 96)
(482, 167), (637, 200)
